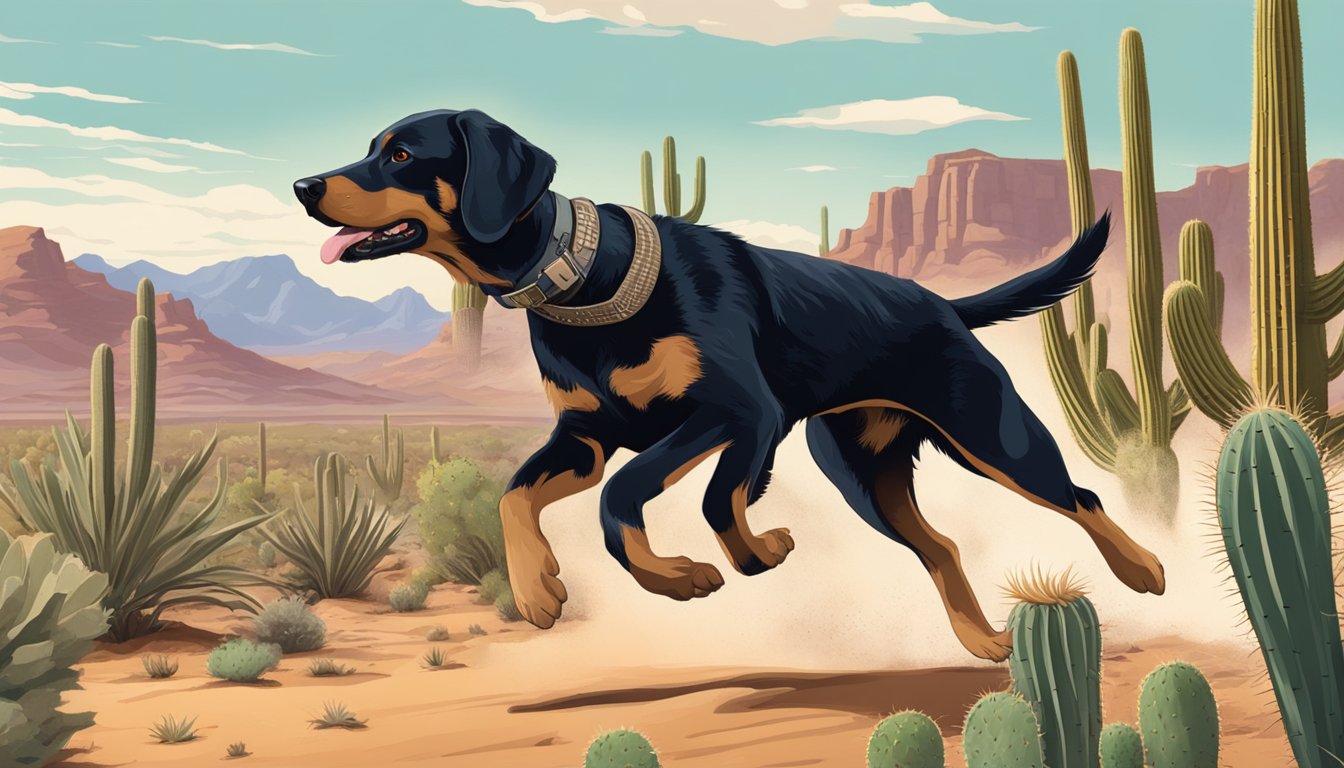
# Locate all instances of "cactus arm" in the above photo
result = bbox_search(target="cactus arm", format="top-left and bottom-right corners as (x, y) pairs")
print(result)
(819, 206), (830, 256)
(1095, 369), (1142, 435)
(662, 137), (679, 218)
(90, 343), (116, 540)
(1167, 379), (1192, 432)
(639, 150), (656, 215)
(1163, 281), (1255, 428)
(681, 156), (705, 223)
(1329, 329), (1344, 380)
(1041, 304), (1118, 469)
(123, 280), (157, 509)
(1306, 261), (1344, 322)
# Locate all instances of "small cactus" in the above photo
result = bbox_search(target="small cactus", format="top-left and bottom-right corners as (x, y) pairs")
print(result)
(962, 693), (1045, 768)
(366, 414), (404, 504)
(819, 205), (830, 256)
(866, 710), (944, 768)
(1100, 722), (1143, 768)
(1137, 662), (1219, 768)
(430, 425), (442, 463)
(584, 728), (660, 768)
(258, 421), (267, 493)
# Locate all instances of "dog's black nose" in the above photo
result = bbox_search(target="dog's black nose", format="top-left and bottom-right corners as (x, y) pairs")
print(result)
(293, 177), (326, 205)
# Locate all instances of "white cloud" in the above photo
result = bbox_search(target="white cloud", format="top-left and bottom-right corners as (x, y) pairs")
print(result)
(146, 35), (328, 56)
(96, 41), (140, 48)
(789, 164), (838, 173)
(0, 141), (39, 148)
(713, 219), (820, 254)
(0, 164), (288, 215)
(0, 33), (48, 45)
(0, 80), (143, 104)
(599, 25), (683, 37)
(0, 107), (258, 157)
(462, 0), (1036, 46)
(756, 97), (1025, 136)
(106, 157), (201, 174)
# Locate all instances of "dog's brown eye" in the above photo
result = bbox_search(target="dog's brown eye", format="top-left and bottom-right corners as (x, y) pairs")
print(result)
(391, 149), (410, 162)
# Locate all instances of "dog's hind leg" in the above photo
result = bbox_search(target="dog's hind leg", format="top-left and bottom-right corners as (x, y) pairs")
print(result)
(900, 335), (1165, 596)
(702, 421), (794, 576)
(600, 410), (735, 601)
(806, 411), (1010, 661)
(502, 414), (613, 629)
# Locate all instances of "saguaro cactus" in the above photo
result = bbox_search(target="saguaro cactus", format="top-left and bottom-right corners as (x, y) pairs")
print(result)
(639, 136), (706, 223)
(1137, 662), (1219, 768)
(1005, 568), (1102, 768)
(430, 425), (442, 464)
(1165, 0), (1344, 436)
(366, 414), (404, 504)
(258, 421), (268, 493)
(1216, 409), (1344, 767)
(1040, 44), (1209, 523)
(819, 205), (830, 256)
(452, 282), (487, 374)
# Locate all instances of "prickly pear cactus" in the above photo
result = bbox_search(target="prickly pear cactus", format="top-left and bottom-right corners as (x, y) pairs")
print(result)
(1137, 662), (1219, 768)
(866, 710), (944, 768)
(1099, 722), (1143, 768)
(963, 693), (1045, 768)
(584, 728), (660, 768)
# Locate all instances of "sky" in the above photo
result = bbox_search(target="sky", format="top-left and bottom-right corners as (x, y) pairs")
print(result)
(1, 0), (1342, 310)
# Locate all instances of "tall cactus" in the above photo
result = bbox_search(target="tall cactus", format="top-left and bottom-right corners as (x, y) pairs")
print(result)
(1004, 568), (1102, 768)
(1216, 409), (1344, 767)
(366, 414), (404, 504)
(1137, 662), (1219, 768)
(1165, 0), (1344, 435)
(452, 282), (487, 374)
(639, 136), (706, 223)
(258, 421), (268, 494)
(1040, 44), (1210, 523)
(819, 205), (830, 256)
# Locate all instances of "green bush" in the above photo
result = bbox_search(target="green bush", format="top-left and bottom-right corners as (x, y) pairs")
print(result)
(476, 570), (508, 605)
(494, 585), (522, 623)
(388, 581), (430, 612)
(252, 597), (325, 653)
(257, 541), (277, 569)
(260, 452), (405, 599)
(412, 458), (505, 585)
(207, 638), (281, 683)
(0, 279), (274, 640)
(0, 530), (110, 766)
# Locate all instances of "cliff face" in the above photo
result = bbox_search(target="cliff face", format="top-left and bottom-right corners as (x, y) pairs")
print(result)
(826, 151), (1344, 304)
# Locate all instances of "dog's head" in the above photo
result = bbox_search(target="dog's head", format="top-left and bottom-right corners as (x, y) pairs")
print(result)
(294, 109), (556, 284)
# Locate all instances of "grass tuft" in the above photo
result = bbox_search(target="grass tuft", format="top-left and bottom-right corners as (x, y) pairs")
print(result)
(426, 625), (450, 642)
(422, 647), (450, 669)
(150, 714), (198, 744)
(226, 741), (250, 758)
(310, 700), (366, 730)
(308, 658), (356, 677)
(141, 654), (179, 679)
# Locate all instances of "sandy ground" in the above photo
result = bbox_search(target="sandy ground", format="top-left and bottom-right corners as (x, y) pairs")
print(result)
(53, 564), (1292, 768)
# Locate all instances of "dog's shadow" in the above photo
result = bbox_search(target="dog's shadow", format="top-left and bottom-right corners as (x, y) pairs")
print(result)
(509, 666), (1007, 735)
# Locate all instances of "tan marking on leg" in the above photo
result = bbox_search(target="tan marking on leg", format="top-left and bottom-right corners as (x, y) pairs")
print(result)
(609, 336), (703, 410)
(622, 527), (724, 601)
(858, 408), (908, 454)
(823, 399), (1165, 596)
(542, 379), (601, 415)
(714, 481), (795, 574)
(501, 436), (605, 629)
(662, 441), (730, 491)
(874, 466), (1011, 662)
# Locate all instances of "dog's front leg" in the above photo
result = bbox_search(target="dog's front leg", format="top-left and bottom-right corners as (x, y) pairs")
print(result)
(501, 418), (611, 629)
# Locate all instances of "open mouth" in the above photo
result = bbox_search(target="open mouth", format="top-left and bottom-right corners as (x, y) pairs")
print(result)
(319, 220), (427, 264)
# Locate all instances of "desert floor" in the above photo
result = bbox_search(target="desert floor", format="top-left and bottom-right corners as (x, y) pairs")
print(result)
(53, 557), (1292, 768)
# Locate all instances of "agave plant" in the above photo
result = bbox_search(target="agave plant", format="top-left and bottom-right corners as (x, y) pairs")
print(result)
(259, 452), (405, 599)
(0, 279), (274, 641)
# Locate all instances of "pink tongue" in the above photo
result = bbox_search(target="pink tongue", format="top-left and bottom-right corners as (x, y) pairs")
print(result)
(320, 227), (374, 264)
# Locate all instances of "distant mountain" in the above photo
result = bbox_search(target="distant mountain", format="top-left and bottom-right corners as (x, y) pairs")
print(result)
(0, 226), (412, 417)
(73, 253), (450, 355)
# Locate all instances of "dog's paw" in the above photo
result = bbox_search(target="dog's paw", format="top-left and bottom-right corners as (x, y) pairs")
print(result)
(633, 556), (725, 601)
(730, 528), (796, 575)
(961, 629), (1013, 663)
(511, 567), (568, 629)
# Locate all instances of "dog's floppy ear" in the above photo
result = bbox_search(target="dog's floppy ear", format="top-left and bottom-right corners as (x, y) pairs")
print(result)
(452, 109), (556, 244)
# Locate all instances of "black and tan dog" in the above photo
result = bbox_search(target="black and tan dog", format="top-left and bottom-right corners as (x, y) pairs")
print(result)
(296, 108), (1165, 661)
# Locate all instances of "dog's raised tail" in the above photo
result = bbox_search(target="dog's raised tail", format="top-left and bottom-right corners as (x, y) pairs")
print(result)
(949, 211), (1110, 329)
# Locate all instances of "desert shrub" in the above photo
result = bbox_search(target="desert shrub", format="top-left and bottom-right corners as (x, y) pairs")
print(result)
(388, 581), (430, 613)
(411, 565), (443, 586)
(260, 453), (404, 598)
(412, 458), (505, 585)
(468, 624), (487, 636)
(426, 625), (450, 642)
(207, 638), (281, 683)
(476, 570), (509, 605)
(310, 701), (365, 730)
(422, 647), (449, 668)
(307, 658), (354, 677)
(0, 531), (110, 766)
(257, 541), (277, 569)
(226, 741), (249, 758)
(142, 654), (179, 679)
(494, 585), (522, 622)
(253, 597), (326, 652)
(150, 714), (198, 744)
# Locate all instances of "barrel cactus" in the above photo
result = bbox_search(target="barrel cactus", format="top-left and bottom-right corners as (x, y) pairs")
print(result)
(0, 531), (110, 766)
(584, 728), (660, 768)
(1099, 723), (1143, 768)
(1137, 662), (1219, 768)
(963, 693), (1045, 768)
(1217, 409), (1343, 766)
(1005, 568), (1102, 768)
(867, 710), (943, 768)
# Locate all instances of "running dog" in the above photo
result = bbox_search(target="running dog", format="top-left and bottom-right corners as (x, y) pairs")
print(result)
(295, 108), (1165, 660)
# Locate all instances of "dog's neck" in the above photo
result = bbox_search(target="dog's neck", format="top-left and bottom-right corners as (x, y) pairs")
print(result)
(463, 193), (632, 309)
